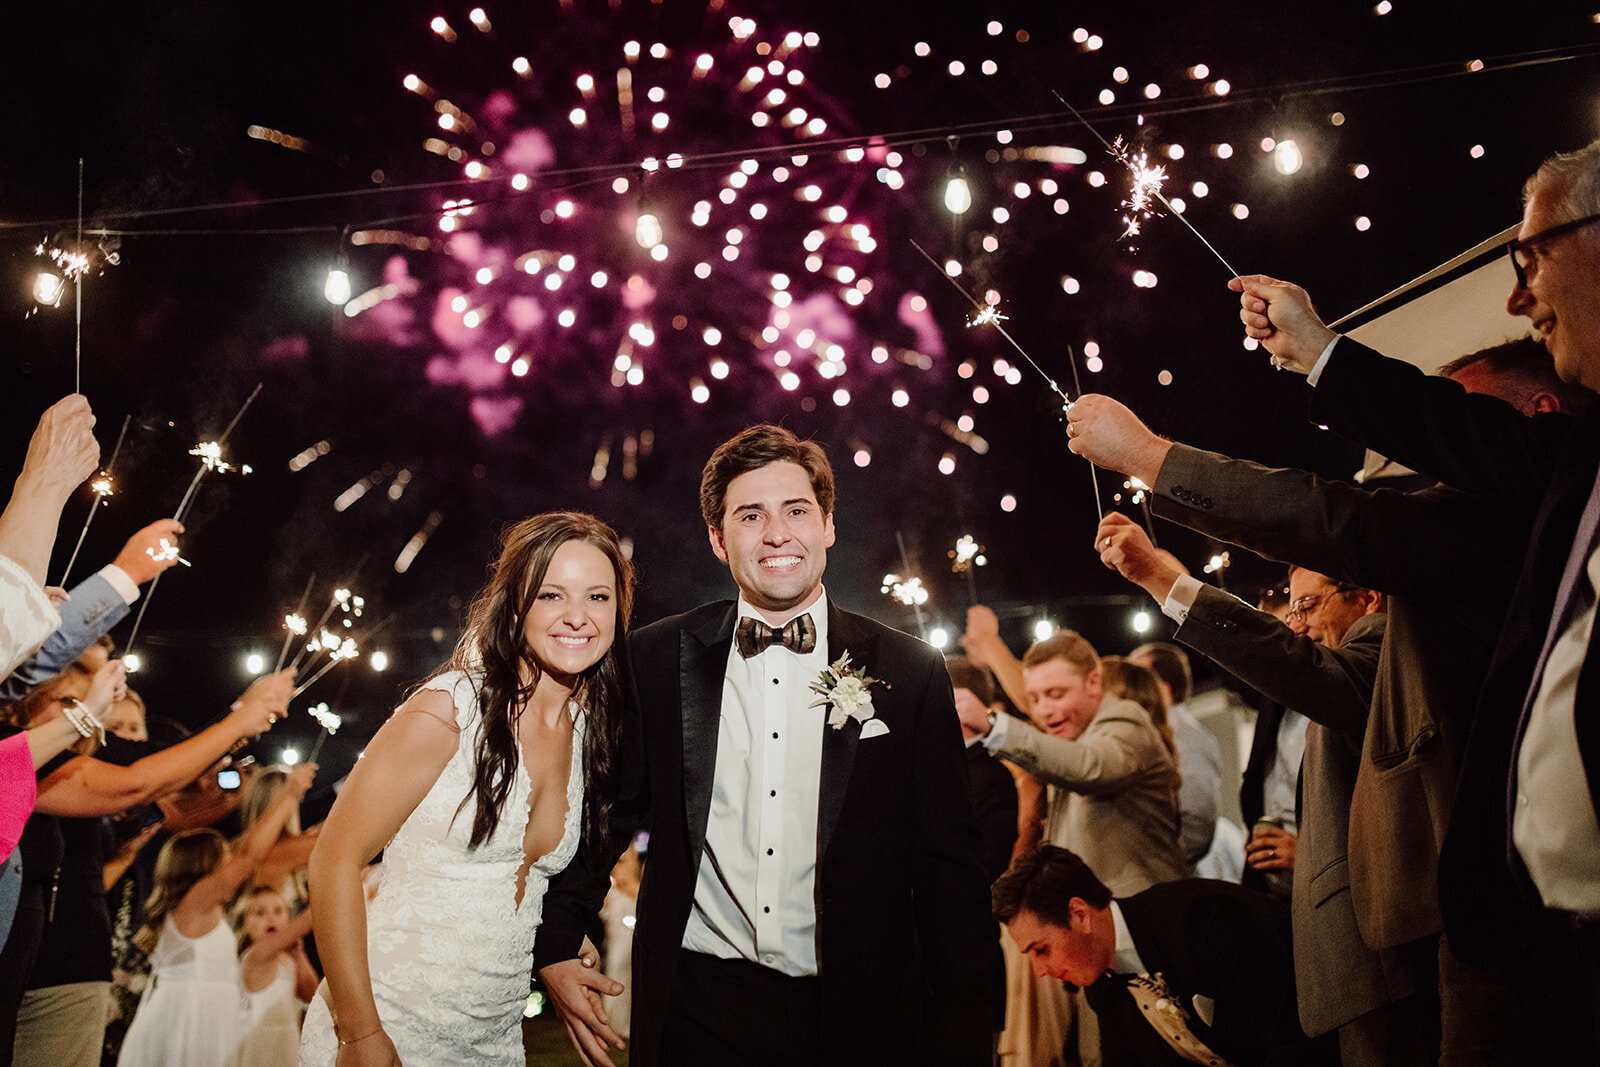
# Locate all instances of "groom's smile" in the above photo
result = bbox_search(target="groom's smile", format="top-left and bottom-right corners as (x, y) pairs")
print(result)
(709, 460), (835, 624)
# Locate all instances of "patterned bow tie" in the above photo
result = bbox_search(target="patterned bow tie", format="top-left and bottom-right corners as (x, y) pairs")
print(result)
(736, 613), (817, 658)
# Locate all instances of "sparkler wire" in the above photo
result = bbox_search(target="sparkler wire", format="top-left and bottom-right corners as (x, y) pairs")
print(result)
(894, 531), (928, 640)
(74, 159), (83, 394)
(58, 413), (130, 586)
(909, 241), (1104, 519)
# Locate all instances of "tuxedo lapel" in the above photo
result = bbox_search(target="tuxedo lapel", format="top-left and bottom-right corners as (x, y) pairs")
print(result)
(817, 603), (881, 861)
(681, 603), (737, 862)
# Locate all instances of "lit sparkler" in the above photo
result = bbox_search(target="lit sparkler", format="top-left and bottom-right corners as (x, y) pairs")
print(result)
(1114, 137), (1168, 240)
(306, 703), (343, 762)
(968, 305), (1008, 328)
(273, 574), (317, 674)
(949, 535), (988, 572)
(58, 414), (130, 586)
(1113, 476), (1161, 547)
(123, 385), (264, 660)
(145, 537), (190, 567)
(880, 573), (929, 607)
(1051, 90), (1240, 278)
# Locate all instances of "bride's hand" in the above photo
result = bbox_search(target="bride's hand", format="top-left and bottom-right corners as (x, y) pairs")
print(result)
(334, 1027), (401, 1067)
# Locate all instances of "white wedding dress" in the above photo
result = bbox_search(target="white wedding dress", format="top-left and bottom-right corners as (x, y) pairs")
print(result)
(298, 670), (585, 1064)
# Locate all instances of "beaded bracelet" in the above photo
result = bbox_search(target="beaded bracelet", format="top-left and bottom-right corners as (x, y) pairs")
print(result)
(60, 698), (105, 746)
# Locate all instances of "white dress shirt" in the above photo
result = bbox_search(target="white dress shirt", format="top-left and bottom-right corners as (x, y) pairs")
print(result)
(680, 592), (830, 975)
(1513, 539), (1600, 913)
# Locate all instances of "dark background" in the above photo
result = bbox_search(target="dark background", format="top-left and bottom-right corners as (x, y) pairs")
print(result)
(0, 0), (1595, 790)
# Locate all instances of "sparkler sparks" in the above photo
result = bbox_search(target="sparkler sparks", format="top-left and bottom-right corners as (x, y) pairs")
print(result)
(949, 535), (987, 572)
(1114, 137), (1168, 240)
(967, 305), (1008, 327)
(880, 573), (929, 607)
(145, 537), (190, 567)
(308, 703), (343, 734)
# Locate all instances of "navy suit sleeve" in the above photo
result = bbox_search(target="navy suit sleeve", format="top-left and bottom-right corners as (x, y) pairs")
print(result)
(1312, 339), (1570, 505)
(0, 573), (129, 703)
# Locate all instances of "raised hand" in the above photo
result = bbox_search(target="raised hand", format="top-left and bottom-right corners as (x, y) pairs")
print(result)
(228, 669), (295, 737)
(1227, 275), (1338, 373)
(1064, 394), (1170, 484)
(17, 395), (99, 505)
(113, 518), (187, 585)
(1094, 514), (1188, 602)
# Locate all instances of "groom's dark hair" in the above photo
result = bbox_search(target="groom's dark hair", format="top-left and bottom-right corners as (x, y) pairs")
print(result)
(700, 424), (835, 529)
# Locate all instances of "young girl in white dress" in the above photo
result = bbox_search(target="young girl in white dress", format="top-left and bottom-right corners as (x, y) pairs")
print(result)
(299, 512), (634, 1066)
(118, 764), (316, 1066)
(226, 887), (318, 1065)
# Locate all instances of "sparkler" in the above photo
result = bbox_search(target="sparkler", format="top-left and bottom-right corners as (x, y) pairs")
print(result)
(58, 414), (130, 586)
(949, 534), (987, 604)
(909, 239), (1104, 519)
(1051, 91), (1241, 279)
(1114, 476), (1161, 548)
(294, 637), (359, 698)
(273, 574), (317, 673)
(122, 384), (264, 660)
(890, 530), (929, 639)
(306, 703), (342, 763)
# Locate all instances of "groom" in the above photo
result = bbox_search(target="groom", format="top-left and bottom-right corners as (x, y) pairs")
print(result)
(536, 424), (1003, 1065)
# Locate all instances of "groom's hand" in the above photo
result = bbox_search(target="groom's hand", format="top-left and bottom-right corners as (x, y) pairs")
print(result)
(538, 954), (624, 1066)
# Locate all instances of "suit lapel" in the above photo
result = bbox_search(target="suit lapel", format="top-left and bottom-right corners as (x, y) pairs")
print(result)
(681, 603), (737, 862)
(817, 603), (881, 861)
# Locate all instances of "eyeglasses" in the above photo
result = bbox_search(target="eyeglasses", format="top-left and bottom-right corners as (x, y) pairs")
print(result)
(1286, 594), (1324, 623)
(1507, 213), (1600, 288)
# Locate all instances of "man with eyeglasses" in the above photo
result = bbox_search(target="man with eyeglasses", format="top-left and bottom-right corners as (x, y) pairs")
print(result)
(1092, 508), (1440, 1063)
(1224, 138), (1600, 1058)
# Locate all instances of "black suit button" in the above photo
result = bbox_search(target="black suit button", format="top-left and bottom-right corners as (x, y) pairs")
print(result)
(1173, 484), (1185, 496)
(767, 848), (774, 856)
(1202, 496), (1213, 508)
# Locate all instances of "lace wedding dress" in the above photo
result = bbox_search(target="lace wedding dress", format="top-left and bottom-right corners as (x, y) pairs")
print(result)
(298, 670), (585, 1064)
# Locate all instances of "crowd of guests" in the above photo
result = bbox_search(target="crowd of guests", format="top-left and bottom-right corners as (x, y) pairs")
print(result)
(2, 135), (1598, 1067)
(961, 137), (1600, 1065)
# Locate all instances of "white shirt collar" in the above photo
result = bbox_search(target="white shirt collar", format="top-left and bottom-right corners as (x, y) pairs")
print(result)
(1109, 899), (1147, 976)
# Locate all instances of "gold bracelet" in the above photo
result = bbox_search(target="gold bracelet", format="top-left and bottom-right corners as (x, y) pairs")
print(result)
(337, 1024), (384, 1046)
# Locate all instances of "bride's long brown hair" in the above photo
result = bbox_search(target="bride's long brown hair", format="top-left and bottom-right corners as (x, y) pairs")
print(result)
(440, 512), (634, 854)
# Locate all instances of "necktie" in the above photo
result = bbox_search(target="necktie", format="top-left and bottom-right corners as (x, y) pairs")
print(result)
(735, 613), (817, 658)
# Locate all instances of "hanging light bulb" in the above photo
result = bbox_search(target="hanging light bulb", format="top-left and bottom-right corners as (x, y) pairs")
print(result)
(635, 212), (663, 249)
(1273, 139), (1303, 175)
(944, 173), (972, 215)
(324, 268), (352, 305)
(32, 272), (63, 305)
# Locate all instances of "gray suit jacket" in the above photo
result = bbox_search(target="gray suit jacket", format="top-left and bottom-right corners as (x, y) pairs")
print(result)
(1154, 441), (1517, 948)
(1178, 592), (1432, 1035)
(992, 694), (1184, 895)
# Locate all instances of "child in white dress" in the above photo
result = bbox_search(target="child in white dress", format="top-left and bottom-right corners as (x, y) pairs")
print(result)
(118, 764), (315, 1066)
(227, 887), (318, 1065)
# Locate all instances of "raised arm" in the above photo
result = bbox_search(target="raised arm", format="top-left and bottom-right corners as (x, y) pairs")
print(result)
(0, 395), (98, 587)
(308, 686), (460, 1061)
(1095, 514), (1378, 739)
(960, 605), (1029, 714)
(34, 669), (291, 816)
(178, 762), (315, 917)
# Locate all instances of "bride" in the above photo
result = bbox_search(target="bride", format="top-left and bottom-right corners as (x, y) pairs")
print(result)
(299, 512), (633, 1065)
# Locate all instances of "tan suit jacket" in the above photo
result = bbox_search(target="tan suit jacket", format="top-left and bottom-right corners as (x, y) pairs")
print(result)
(993, 694), (1184, 896)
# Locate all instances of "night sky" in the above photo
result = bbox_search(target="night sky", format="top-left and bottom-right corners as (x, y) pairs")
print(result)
(1, 0), (1596, 785)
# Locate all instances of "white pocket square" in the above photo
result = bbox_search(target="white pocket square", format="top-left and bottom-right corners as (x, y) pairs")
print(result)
(859, 718), (890, 739)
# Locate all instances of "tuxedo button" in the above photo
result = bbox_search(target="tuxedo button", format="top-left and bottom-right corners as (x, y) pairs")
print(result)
(767, 848), (774, 855)
(763, 906), (770, 913)
(1201, 496), (1213, 508)
(772, 732), (779, 739)
(769, 790), (776, 797)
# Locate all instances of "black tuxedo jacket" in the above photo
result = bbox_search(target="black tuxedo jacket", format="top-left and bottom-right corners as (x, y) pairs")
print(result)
(1085, 879), (1334, 1067)
(535, 598), (1003, 1065)
(1309, 340), (1600, 964)
(964, 742), (1020, 884)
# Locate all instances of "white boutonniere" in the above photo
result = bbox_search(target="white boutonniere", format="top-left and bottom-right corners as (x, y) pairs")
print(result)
(809, 652), (891, 737)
